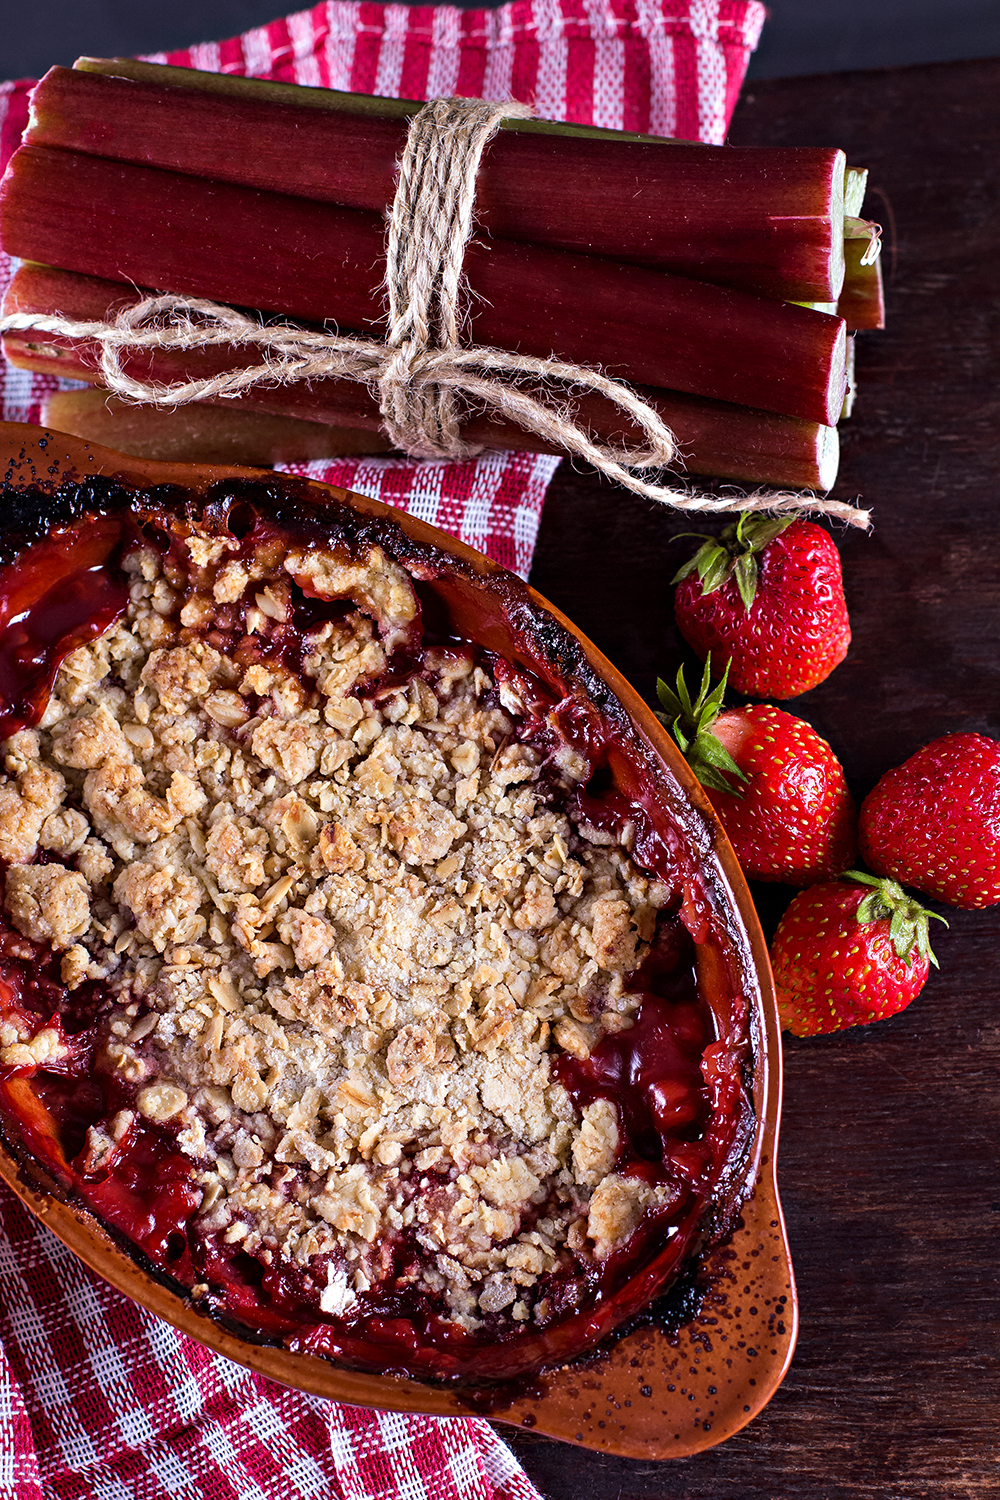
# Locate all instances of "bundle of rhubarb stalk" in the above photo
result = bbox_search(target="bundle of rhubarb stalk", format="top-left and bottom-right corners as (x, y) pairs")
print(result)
(0, 58), (883, 490)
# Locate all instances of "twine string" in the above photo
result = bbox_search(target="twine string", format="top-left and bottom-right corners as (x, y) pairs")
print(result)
(379, 96), (537, 457)
(0, 96), (869, 528)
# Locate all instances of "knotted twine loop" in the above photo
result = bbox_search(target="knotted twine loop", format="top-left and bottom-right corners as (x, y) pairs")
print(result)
(0, 96), (869, 528)
(378, 96), (534, 459)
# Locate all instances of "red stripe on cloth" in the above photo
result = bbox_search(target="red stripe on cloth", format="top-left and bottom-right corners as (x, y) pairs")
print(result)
(439, 450), (483, 537)
(267, 18), (303, 83)
(560, 0), (598, 123)
(345, 2), (384, 93)
(453, 20), (490, 100)
(0, 80), (32, 173)
(508, 20), (541, 110)
(670, 25), (701, 138)
(396, 21), (434, 99)
(217, 33), (248, 73)
(619, 33), (648, 132)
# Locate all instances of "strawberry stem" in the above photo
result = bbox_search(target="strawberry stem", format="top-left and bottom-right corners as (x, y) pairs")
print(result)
(671, 511), (800, 612)
(655, 657), (748, 797)
(842, 870), (948, 969)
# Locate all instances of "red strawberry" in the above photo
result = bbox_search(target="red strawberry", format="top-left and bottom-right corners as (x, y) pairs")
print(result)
(771, 872), (946, 1036)
(657, 660), (856, 884)
(673, 512), (850, 698)
(859, 732), (1000, 909)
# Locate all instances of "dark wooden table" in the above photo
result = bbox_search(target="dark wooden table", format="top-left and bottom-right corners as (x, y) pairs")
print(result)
(505, 55), (1000, 1500)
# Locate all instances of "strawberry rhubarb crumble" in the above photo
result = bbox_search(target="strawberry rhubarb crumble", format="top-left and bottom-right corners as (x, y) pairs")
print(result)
(0, 478), (754, 1383)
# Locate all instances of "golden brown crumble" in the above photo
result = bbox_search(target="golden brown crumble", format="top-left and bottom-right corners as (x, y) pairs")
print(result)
(0, 530), (674, 1332)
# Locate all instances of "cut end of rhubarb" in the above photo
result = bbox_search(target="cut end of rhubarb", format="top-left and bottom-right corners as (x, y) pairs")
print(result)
(823, 319), (850, 427)
(816, 422), (840, 491)
(844, 166), (869, 219)
(829, 151), (847, 302)
(838, 240), (885, 330)
(841, 337), (856, 420)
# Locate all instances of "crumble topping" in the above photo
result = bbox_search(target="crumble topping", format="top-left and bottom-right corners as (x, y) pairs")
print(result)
(0, 525), (681, 1336)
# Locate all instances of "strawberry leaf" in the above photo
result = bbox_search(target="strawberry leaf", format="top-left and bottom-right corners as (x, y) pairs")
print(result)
(656, 677), (682, 717)
(855, 890), (886, 925)
(672, 719), (692, 755)
(672, 512), (800, 602)
(654, 657), (748, 798)
(726, 514), (798, 554)
(697, 546), (732, 595)
(675, 662), (697, 720)
(688, 733), (749, 797)
(689, 759), (747, 798)
(733, 552), (759, 613)
(670, 535), (717, 586)
(889, 906), (913, 955)
(670, 552), (703, 585)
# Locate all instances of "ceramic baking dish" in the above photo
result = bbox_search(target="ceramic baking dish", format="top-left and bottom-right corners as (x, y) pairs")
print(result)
(0, 422), (795, 1456)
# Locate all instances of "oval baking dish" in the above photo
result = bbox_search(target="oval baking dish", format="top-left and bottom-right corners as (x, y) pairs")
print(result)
(0, 421), (795, 1456)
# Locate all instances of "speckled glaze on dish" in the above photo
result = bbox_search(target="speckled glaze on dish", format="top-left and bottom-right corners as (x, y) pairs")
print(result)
(0, 422), (795, 1458)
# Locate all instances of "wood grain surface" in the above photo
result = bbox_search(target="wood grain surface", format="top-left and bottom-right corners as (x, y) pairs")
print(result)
(503, 55), (1000, 1500)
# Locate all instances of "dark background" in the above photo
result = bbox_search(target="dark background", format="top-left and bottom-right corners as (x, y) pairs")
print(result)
(1, 0), (1000, 80)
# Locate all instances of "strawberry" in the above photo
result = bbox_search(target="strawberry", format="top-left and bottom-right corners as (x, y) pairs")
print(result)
(657, 660), (856, 884)
(858, 732), (1000, 909)
(672, 512), (850, 698)
(771, 872), (946, 1036)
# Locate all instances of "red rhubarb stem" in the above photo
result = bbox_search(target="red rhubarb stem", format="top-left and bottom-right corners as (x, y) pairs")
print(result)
(5, 263), (840, 490)
(0, 146), (848, 426)
(38, 61), (848, 302)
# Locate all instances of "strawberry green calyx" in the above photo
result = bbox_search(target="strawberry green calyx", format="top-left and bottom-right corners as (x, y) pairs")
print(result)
(671, 511), (799, 613)
(655, 657), (748, 797)
(843, 870), (948, 969)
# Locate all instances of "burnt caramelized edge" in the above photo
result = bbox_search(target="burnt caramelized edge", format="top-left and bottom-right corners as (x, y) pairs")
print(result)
(0, 468), (762, 1388)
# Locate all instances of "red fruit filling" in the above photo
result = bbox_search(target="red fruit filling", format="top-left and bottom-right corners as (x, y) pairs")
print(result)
(0, 481), (753, 1384)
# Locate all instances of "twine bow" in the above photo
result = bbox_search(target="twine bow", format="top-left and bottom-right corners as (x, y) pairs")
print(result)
(0, 96), (869, 528)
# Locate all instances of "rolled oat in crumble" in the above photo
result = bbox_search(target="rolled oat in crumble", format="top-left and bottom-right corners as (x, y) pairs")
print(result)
(0, 519), (685, 1339)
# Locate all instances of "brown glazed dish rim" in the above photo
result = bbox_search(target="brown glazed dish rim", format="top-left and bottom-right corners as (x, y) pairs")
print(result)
(0, 421), (797, 1458)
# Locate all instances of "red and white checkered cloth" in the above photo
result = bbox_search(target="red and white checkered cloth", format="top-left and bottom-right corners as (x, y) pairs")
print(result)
(0, 1), (763, 1493)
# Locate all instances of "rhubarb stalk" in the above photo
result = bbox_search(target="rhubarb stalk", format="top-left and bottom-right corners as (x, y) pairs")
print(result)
(5, 264), (840, 491)
(0, 145), (848, 426)
(41, 388), (393, 464)
(837, 236), (885, 330)
(45, 60), (848, 303)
